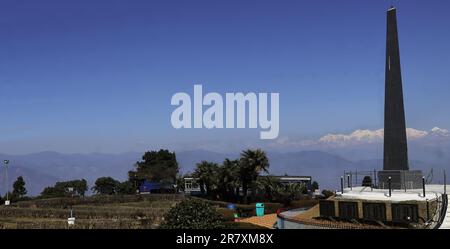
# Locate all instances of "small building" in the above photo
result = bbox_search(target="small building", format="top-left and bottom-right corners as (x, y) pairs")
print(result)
(183, 177), (202, 195)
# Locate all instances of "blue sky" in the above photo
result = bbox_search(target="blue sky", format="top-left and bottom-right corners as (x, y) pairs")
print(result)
(1, 0), (450, 154)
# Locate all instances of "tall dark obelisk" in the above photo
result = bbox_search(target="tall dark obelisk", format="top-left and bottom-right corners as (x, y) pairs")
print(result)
(383, 7), (409, 171)
(378, 7), (422, 189)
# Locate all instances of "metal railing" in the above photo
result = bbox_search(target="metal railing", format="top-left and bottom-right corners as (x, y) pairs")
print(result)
(432, 194), (448, 229)
(343, 170), (378, 189)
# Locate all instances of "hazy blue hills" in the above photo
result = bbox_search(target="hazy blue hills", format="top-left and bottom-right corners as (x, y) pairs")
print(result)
(0, 151), (141, 196)
(0, 149), (448, 196)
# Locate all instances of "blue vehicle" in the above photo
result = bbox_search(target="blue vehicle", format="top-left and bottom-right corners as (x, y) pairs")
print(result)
(139, 180), (175, 194)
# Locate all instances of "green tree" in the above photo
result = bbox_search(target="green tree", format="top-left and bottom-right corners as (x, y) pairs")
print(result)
(283, 183), (307, 204)
(12, 176), (27, 199)
(217, 159), (240, 201)
(117, 180), (136, 195)
(160, 198), (225, 229)
(239, 149), (269, 203)
(193, 161), (219, 196)
(92, 177), (120, 195)
(129, 149), (179, 184)
(255, 175), (282, 202)
(40, 179), (88, 198)
(255, 176), (307, 204)
(40, 186), (65, 198)
(311, 181), (319, 191)
(64, 179), (88, 196)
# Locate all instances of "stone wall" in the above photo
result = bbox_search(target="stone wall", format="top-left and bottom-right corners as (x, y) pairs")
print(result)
(319, 197), (437, 226)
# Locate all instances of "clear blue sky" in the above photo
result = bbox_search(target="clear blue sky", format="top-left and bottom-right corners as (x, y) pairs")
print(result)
(1, 0), (449, 154)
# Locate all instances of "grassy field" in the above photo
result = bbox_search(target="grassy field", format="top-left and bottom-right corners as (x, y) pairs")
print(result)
(0, 194), (270, 229)
(0, 194), (306, 229)
(0, 194), (184, 229)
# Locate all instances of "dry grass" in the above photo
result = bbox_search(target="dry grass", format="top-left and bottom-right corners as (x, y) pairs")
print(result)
(0, 195), (183, 229)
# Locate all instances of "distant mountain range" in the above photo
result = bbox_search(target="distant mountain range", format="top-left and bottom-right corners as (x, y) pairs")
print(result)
(1, 127), (449, 196)
(0, 151), (140, 196)
(1, 147), (449, 196)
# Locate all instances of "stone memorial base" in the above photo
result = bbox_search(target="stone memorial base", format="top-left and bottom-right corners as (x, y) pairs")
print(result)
(378, 170), (423, 189)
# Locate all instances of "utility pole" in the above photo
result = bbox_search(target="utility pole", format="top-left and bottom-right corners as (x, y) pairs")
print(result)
(3, 160), (10, 205)
(374, 169), (377, 188)
(388, 177), (392, 197)
(422, 177), (426, 198)
(67, 187), (75, 227)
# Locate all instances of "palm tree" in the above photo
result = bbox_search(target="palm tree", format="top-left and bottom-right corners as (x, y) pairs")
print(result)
(255, 175), (282, 202)
(193, 161), (219, 196)
(239, 149), (269, 203)
(217, 159), (240, 201)
(282, 183), (306, 204)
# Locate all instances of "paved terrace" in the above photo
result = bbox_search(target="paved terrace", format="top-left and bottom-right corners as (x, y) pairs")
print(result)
(337, 185), (449, 201)
(238, 213), (277, 229)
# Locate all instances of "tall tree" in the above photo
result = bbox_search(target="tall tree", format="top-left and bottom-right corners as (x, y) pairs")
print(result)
(64, 179), (88, 196)
(92, 177), (120, 195)
(12, 176), (27, 199)
(311, 181), (319, 191)
(129, 149), (179, 184)
(217, 159), (240, 201)
(239, 149), (269, 203)
(255, 175), (282, 202)
(193, 161), (219, 196)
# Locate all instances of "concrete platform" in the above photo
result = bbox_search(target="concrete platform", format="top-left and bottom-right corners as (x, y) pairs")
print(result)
(337, 185), (447, 202)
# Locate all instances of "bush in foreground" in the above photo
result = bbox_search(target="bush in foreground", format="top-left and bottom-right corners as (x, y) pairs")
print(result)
(160, 198), (225, 229)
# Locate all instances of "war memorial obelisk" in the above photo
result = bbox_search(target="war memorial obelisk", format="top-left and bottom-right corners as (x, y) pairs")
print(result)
(378, 7), (423, 189)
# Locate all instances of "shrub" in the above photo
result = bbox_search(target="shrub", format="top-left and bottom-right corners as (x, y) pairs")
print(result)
(321, 190), (335, 199)
(362, 176), (373, 187)
(160, 198), (225, 229)
(217, 208), (236, 221)
(117, 181), (136, 195)
(263, 203), (284, 214)
(227, 203), (283, 218)
(195, 198), (284, 217)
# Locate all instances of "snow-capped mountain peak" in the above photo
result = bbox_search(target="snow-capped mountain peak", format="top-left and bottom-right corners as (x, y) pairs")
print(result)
(319, 129), (383, 144)
(318, 127), (443, 145)
(430, 127), (450, 137)
(406, 128), (428, 139)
